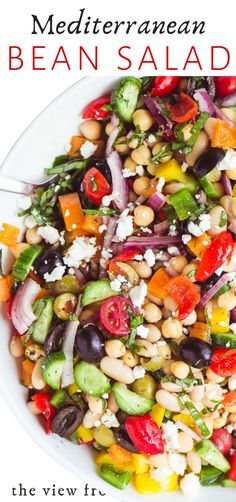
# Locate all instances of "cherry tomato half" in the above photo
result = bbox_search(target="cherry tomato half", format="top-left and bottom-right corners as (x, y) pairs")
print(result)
(195, 231), (234, 282)
(223, 390), (236, 409)
(164, 275), (200, 321)
(100, 296), (132, 336)
(125, 414), (164, 455)
(151, 77), (181, 97)
(229, 451), (236, 482)
(167, 92), (198, 123)
(215, 77), (236, 98)
(210, 348), (236, 377)
(82, 95), (111, 120)
(210, 428), (233, 456)
(82, 167), (111, 205)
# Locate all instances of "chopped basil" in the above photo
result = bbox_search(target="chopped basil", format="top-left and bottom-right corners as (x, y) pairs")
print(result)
(126, 310), (144, 349)
(141, 76), (154, 93)
(219, 209), (227, 227)
(172, 112), (209, 153)
(161, 375), (202, 388)
(83, 208), (118, 216)
(151, 144), (170, 164)
(187, 269), (196, 278)
(44, 159), (87, 176)
(90, 176), (98, 192)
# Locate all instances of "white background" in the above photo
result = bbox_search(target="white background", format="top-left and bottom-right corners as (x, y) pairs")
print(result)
(0, 0), (235, 500)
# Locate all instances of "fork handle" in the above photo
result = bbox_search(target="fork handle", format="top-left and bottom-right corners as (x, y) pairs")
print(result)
(0, 175), (32, 194)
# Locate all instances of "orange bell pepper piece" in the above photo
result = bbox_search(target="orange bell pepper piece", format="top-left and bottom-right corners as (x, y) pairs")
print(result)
(190, 321), (210, 342)
(0, 223), (20, 247)
(108, 444), (133, 467)
(80, 215), (102, 236)
(0, 274), (13, 301)
(148, 267), (170, 299)
(212, 119), (236, 148)
(59, 192), (84, 231)
(36, 288), (53, 300)
(68, 136), (105, 159)
(187, 233), (212, 258)
(22, 359), (35, 387)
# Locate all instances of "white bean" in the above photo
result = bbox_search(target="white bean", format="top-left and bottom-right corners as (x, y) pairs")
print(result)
(185, 131), (209, 166)
(27, 401), (41, 416)
(107, 391), (119, 413)
(135, 339), (159, 358)
(83, 410), (101, 429)
(31, 357), (46, 390)
(155, 389), (181, 412)
(10, 335), (24, 358)
(187, 450), (201, 474)
(100, 357), (135, 384)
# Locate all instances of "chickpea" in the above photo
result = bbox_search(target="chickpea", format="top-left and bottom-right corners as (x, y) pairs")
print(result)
(122, 350), (139, 368)
(204, 117), (217, 139)
(152, 142), (172, 163)
(147, 163), (157, 176)
(162, 318), (182, 339)
(129, 260), (152, 278)
(145, 324), (161, 343)
(182, 310), (197, 326)
(132, 109), (154, 132)
(206, 367), (224, 383)
(105, 339), (126, 358)
(87, 396), (104, 415)
(27, 401), (41, 416)
(107, 391), (119, 413)
(105, 122), (113, 136)
(162, 307), (172, 319)
(146, 292), (163, 306)
(213, 414), (228, 429)
(171, 361), (190, 379)
(182, 261), (198, 282)
(133, 176), (150, 195)
(218, 289), (236, 310)
(26, 227), (43, 245)
(114, 136), (130, 154)
(178, 431), (194, 453)
(134, 205), (154, 227)
(213, 182), (224, 198)
(220, 195), (236, 219)
(186, 131), (209, 166)
(80, 119), (102, 140)
(207, 167), (221, 183)
(208, 206), (227, 237)
(143, 303), (162, 323)
(131, 145), (151, 165)
(124, 156), (137, 172)
(163, 182), (185, 195)
(135, 339), (159, 358)
(157, 342), (172, 358)
(163, 296), (178, 312)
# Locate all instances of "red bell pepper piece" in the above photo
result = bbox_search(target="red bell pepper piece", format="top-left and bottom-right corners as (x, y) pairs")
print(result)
(167, 92), (198, 123)
(164, 275), (200, 321)
(229, 451), (236, 482)
(109, 249), (143, 265)
(210, 348), (236, 377)
(125, 414), (164, 455)
(82, 95), (110, 120)
(32, 392), (56, 434)
(195, 231), (234, 282)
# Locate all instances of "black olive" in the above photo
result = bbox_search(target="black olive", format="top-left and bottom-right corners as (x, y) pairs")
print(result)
(74, 160), (111, 209)
(187, 77), (216, 100)
(33, 249), (64, 279)
(179, 337), (213, 369)
(51, 406), (84, 438)
(75, 325), (106, 363)
(44, 323), (67, 355)
(114, 425), (138, 454)
(193, 147), (225, 178)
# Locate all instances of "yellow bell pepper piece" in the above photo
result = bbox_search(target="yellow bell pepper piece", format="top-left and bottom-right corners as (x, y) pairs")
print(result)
(173, 413), (195, 427)
(132, 454), (149, 474)
(67, 383), (78, 395)
(209, 307), (229, 333)
(150, 403), (165, 427)
(77, 424), (94, 443)
(95, 452), (134, 472)
(155, 159), (197, 192)
(96, 452), (112, 466)
(133, 472), (161, 494)
(159, 472), (179, 492)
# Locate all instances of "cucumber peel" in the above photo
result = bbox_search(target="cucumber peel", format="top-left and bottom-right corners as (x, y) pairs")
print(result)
(81, 279), (118, 306)
(195, 439), (230, 473)
(13, 245), (42, 281)
(111, 77), (142, 122)
(112, 383), (154, 415)
(211, 332), (236, 349)
(41, 351), (66, 390)
(74, 362), (110, 397)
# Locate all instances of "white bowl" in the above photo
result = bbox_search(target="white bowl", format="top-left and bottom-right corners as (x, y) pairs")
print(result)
(0, 76), (235, 501)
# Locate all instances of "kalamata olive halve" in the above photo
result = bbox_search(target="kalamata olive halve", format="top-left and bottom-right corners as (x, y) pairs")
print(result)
(75, 325), (106, 363)
(179, 337), (213, 369)
(114, 425), (138, 453)
(44, 323), (67, 355)
(51, 406), (84, 437)
(193, 147), (224, 178)
(34, 249), (64, 279)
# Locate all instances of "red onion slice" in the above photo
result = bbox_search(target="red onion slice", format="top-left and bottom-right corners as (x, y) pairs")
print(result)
(61, 295), (82, 388)
(197, 273), (231, 308)
(105, 126), (120, 158)
(194, 88), (236, 128)
(153, 220), (169, 234)
(107, 151), (129, 211)
(146, 192), (166, 211)
(11, 278), (41, 335)
(143, 96), (175, 141)
(222, 172), (232, 196)
(125, 235), (181, 250)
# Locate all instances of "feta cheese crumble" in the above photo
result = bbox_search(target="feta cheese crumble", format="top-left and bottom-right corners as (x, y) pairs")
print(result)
(180, 473), (200, 497)
(98, 224), (107, 234)
(44, 265), (66, 283)
(167, 246), (180, 256)
(115, 209), (134, 241)
(228, 375), (236, 391)
(218, 149), (236, 171)
(25, 215), (37, 229)
(144, 249), (155, 267)
(182, 234), (192, 244)
(133, 365), (146, 380)
(150, 467), (173, 482)
(136, 324), (149, 339)
(101, 409), (119, 429)
(169, 453), (187, 475)
(18, 196), (32, 211)
(63, 237), (97, 268)
(37, 225), (60, 245)
(162, 421), (180, 450)
(129, 280), (147, 309)
(156, 177), (165, 193)
(110, 278), (122, 292)
(80, 140), (97, 159)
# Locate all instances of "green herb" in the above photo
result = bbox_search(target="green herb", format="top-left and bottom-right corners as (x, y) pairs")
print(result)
(161, 375), (202, 388)
(83, 208), (118, 216)
(53, 155), (71, 167)
(180, 394), (211, 438)
(101, 104), (112, 112)
(126, 310), (144, 349)
(90, 176), (98, 192)
(69, 313), (79, 321)
(70, 431), (79, 444)
(163, 409), (172, 420)
(219, 209), (227, 228)
(187, 269), (196, 278)
(172, 112), (209, 153)
(44, 159), (87, 176)
(151, 144), (170, 164)
(163, 205), (176, 226)
(141, 77), (154, 94)
(169, 340), (181, 359)
(0, 249), (3, 276)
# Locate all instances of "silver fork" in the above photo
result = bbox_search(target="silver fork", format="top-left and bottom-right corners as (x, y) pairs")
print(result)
(0, 174), (58, 195)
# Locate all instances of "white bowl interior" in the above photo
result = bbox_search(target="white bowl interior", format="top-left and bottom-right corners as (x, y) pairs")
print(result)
(0, 76), (235, 501)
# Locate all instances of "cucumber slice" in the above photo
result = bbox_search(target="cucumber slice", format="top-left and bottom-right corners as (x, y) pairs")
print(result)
(41, 351), (66, 390)
(211, 332), (236, 348)
(111, 77), (142, 122)
(200, 176), (219, 201)
(169, 188), (198, 221)
(180, 396), (211, 438)
(74, 362), (110, 397)
(222, 479), (236, 488)
(200, 465), (223, 486)
(31, 297), (54, 344)
(12, 245), (42, 281)
(50, 389), (68, 408)
(112, 383), (154, 415)
(81, 279), (118, 307)
(195, 439), (230, 473)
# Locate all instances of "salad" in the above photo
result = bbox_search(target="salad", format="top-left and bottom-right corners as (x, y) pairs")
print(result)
(1, 75), (236, 496)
